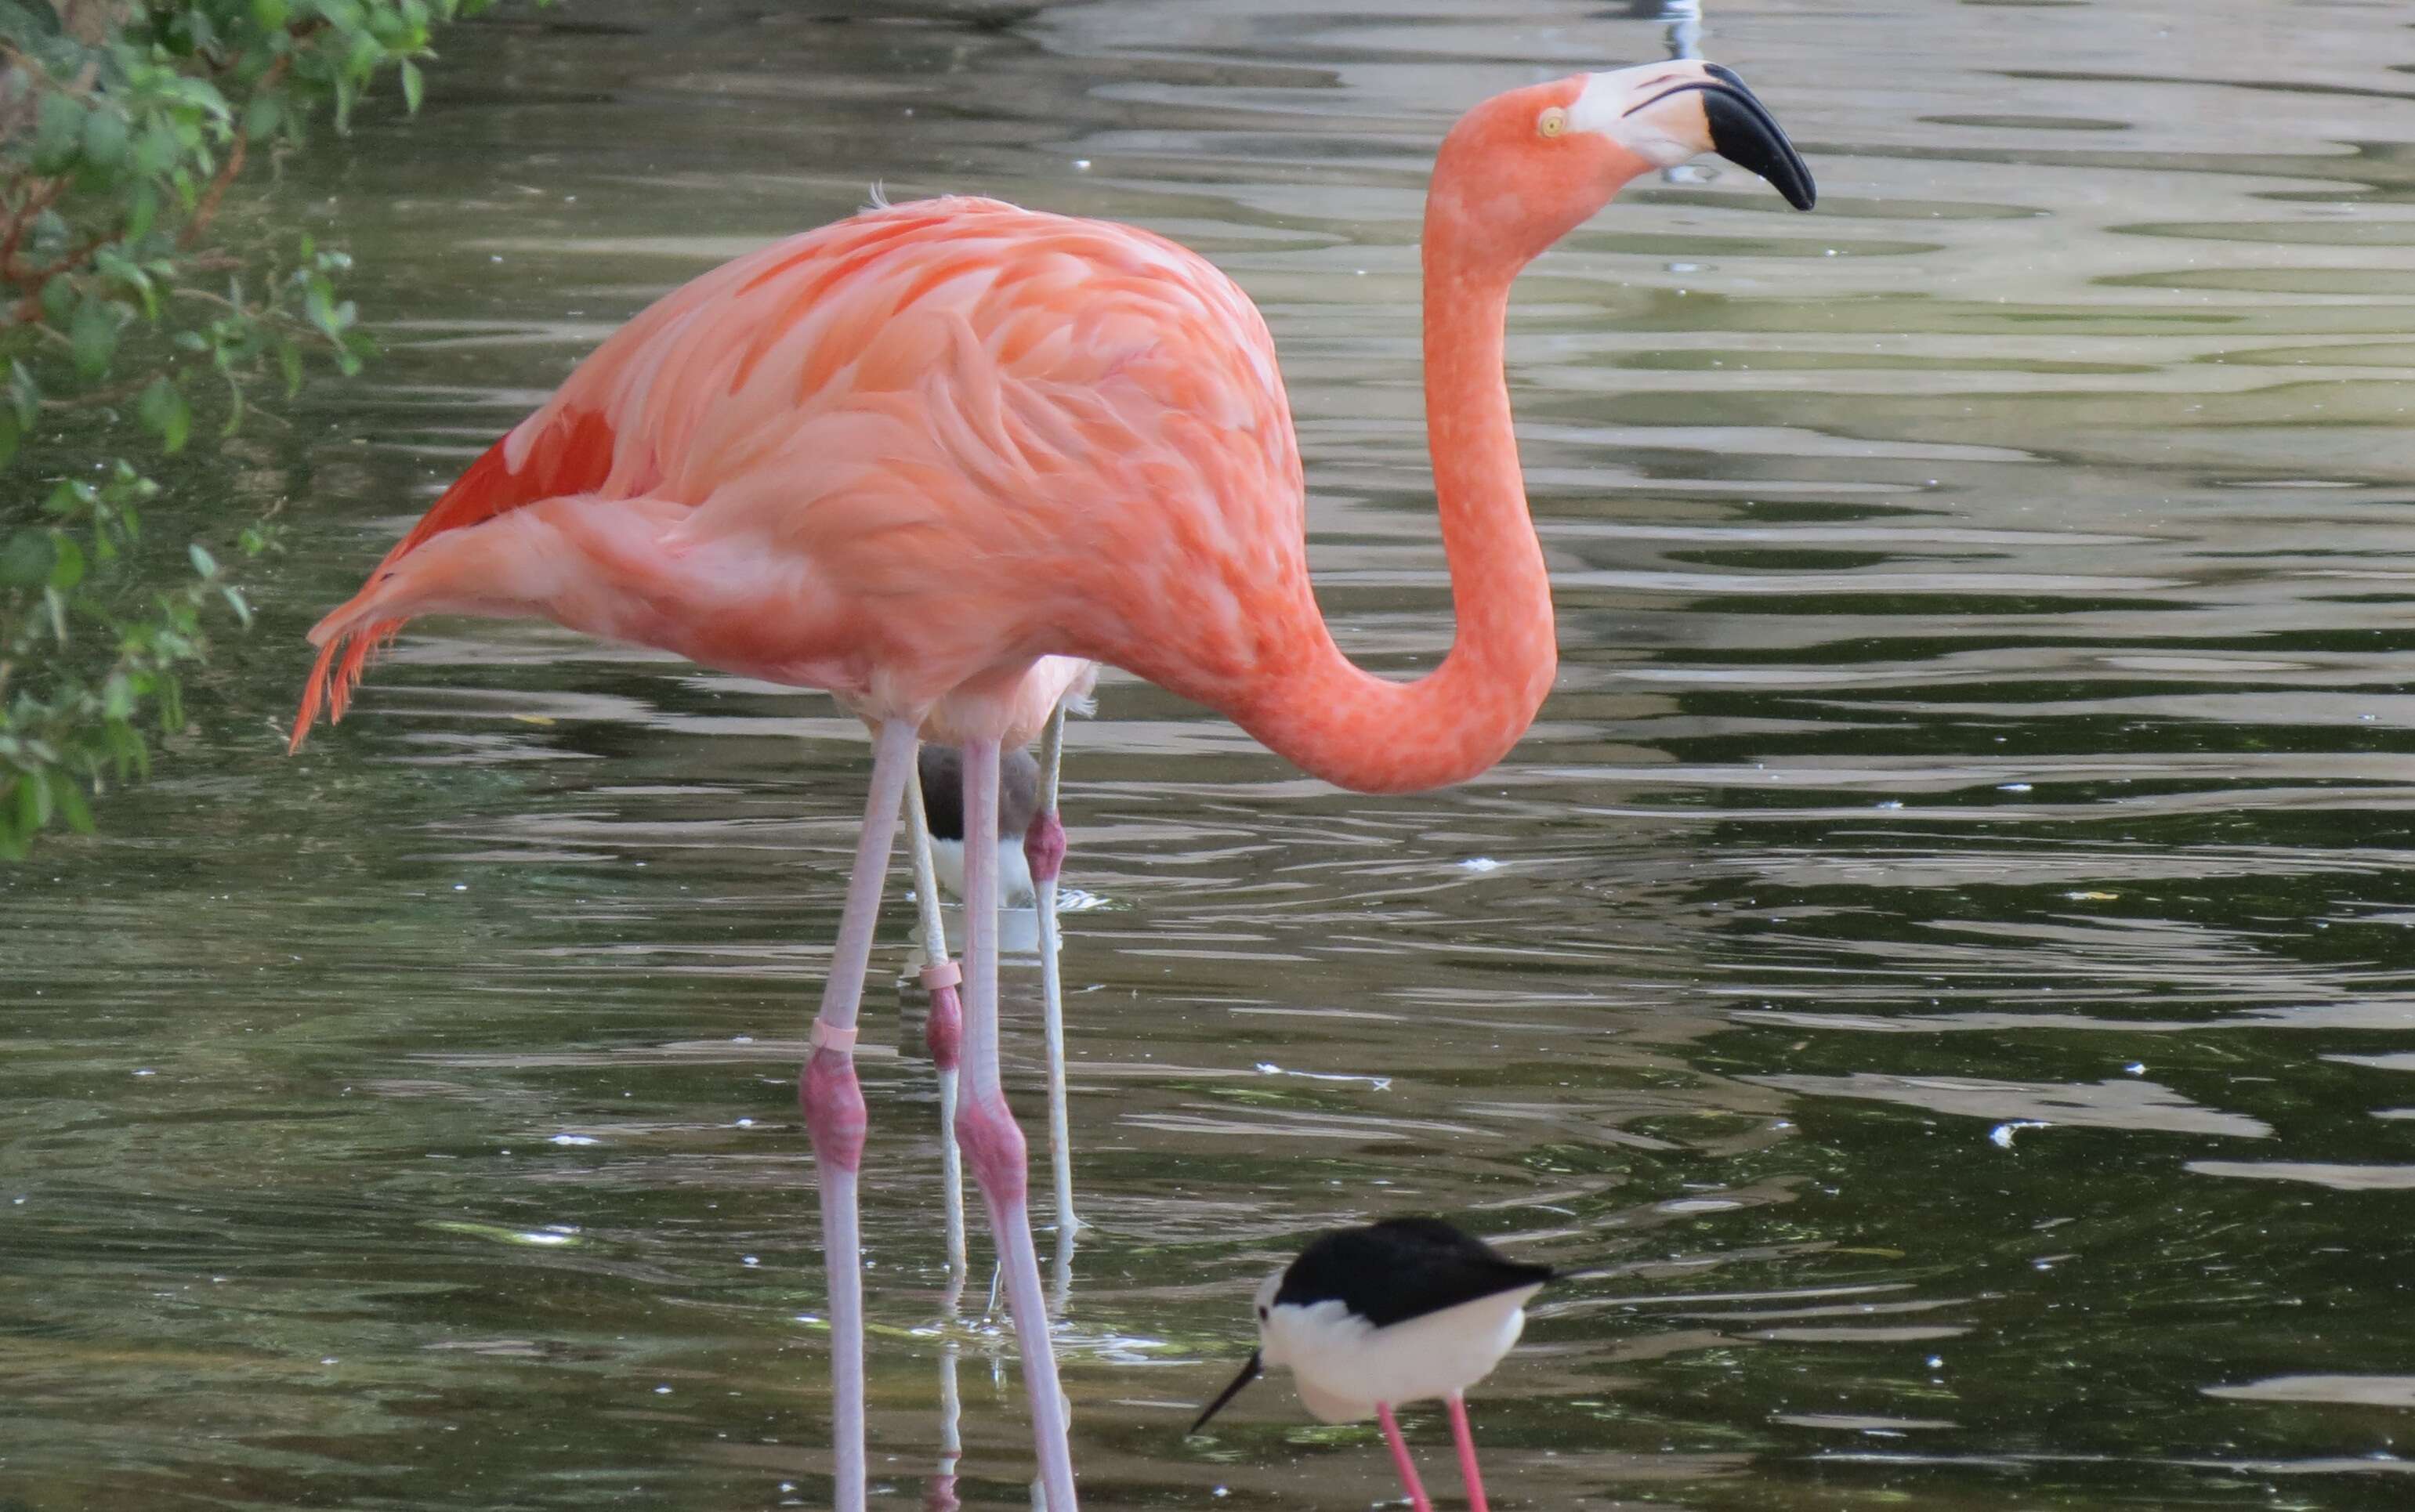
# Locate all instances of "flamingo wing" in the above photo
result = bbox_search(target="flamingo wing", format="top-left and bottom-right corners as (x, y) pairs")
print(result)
(294, 197), (1306, 747)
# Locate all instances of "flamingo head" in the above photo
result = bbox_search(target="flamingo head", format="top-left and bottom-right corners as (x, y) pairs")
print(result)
(1429, 60), (1816, 271)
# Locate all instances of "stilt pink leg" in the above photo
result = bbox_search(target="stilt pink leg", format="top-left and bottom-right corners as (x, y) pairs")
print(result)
(952, 737), (1081, 1510)
(1377, 1402), (1433, 1512)
(798, 718), (917, 1512)
(1446, 1393), (1490, 1512)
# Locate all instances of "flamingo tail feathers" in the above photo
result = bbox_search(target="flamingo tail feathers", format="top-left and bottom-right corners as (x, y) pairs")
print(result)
(288, 407), (621, 754)
(288, 617), (404, 754)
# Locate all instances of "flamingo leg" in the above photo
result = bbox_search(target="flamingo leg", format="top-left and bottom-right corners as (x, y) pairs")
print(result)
(1376, 1403), (1433, 1512)
(1028, 699), (1081, 1239)
(954, 737), (1081, 1510)
(1446, 1393), (1490, 1512)
(929, 1262), (966, 1512)
(798, 718), (917, 1512)
(904, 752), (969, 1283)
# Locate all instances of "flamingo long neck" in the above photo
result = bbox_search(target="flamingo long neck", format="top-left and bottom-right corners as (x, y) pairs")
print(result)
(1232, 229), (1555, 794)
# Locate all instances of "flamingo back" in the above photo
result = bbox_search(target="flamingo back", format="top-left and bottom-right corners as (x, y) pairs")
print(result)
(294, 197), (1310, 749)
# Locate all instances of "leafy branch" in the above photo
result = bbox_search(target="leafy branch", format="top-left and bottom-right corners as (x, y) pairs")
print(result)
(0, 0), (512, 858)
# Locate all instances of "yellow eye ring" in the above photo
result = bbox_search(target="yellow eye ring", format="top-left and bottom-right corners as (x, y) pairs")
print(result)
(1538, 108), (1567, 139)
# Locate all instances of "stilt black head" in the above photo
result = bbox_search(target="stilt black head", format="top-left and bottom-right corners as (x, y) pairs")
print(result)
(917, 744), (1041, 842)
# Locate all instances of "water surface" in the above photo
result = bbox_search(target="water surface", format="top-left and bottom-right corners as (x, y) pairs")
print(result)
(10, 1), (2415, 1507)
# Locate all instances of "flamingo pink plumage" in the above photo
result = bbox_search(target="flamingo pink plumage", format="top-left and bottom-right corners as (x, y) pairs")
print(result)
(291, 62), (1812, 1510)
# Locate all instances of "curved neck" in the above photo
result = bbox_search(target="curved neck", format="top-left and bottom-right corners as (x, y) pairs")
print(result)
(1229, 232), (1556, 794)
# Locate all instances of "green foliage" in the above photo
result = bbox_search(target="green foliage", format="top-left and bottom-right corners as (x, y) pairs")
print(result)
(0, 0), (507, 859)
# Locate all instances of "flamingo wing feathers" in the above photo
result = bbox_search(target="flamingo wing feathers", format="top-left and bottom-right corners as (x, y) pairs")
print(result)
(291, 197), (1306, 749)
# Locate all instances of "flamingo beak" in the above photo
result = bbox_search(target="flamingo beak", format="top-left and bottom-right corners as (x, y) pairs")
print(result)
(1189, 1348), (1263, 1434)
(1700, 64), (1816, 210)
(1612, 63), (1816, 211)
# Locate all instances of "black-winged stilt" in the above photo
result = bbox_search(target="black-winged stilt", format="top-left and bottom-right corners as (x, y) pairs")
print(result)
(903, 702), (1086, 1292)
(918, 743), (1044, 904)
(1192, 1217), (1552, 1512)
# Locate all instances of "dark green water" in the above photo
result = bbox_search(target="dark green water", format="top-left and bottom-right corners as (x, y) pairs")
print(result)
(11, 1), (2415, 1507)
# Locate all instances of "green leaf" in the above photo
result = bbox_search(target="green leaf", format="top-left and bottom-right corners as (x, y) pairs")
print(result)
(253, 0), (290, 27)
(162, 75), (231, 126)
(105, 721), (151, 781)
(400, 59), (424, 114)
(244, 92), (284, 142)
(220, 584), (253, 629)
(96, 248), (155, 320)
(2, 0), (64, 42)
(7, 361), (38, 429)
(69, 298), (119, 380)
(188, 542), (219, 577)
(0, 409), (16, 472)
(33, 92), (82, 174)
(343, 30), (384, 80)
(81, 105), (128, 171)
(15, 771), (42, 838)
(277, 338), (304, 396)
(40, 275), (76, 327)
(0, 529), (55, 588)
(50, 772), (94, 836)
(138, 377), (191, 454)
(125, 182), (158, 242)
(134, 118), (178, 178)
(42, 585), (68, 642)
(47, 533), (85, 591)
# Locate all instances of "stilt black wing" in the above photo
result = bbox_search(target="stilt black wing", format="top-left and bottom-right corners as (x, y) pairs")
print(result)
(1273, 1217), (1552, 1328)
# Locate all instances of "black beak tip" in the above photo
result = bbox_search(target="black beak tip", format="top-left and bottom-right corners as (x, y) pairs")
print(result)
(1701, 78), (1817, 212)
(1190, 1349), (1263, 1436)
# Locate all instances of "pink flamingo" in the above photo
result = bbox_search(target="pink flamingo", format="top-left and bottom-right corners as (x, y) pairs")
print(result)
(289, 60), (1812, 1510)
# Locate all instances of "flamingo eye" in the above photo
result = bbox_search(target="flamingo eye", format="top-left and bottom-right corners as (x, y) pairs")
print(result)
(1538, 107), (1568, 139)
(1257, 1304), (1270, 1320)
